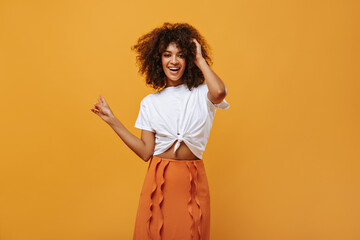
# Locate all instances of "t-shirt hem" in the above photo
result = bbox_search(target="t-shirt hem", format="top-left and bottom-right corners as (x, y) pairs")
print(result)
(153, 144), (203, 160)
(206, 97), (230, 110)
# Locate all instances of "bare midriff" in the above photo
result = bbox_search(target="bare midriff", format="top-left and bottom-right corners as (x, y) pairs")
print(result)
(154, 141), (201, 160)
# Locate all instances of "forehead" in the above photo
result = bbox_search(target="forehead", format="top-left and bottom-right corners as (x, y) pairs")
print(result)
(164, 42), (182, 52)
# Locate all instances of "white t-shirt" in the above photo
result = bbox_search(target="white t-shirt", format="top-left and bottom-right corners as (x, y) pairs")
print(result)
(134, 82), (229, 159)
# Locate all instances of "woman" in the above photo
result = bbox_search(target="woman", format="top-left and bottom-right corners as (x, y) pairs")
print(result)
(91, 22), (229, 240)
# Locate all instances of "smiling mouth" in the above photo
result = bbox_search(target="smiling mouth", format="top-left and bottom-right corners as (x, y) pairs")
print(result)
(168, 67), (180, 72)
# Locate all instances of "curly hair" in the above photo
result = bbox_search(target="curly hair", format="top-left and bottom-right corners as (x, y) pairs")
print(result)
(131, 22), (212, 91)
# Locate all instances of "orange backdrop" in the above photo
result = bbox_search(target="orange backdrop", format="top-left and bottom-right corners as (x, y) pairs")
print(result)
(0, 0), (359, 239)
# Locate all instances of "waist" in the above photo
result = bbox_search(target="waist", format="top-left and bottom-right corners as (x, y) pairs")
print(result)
(154, 141), (202, 160)
(152, 155), (202, 162)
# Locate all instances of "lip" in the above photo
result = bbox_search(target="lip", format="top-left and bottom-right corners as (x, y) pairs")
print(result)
(169, 69), (180, 75)
(168, 66), (181, 74)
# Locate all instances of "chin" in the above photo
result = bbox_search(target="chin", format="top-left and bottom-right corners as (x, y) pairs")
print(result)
(168, 77), (182, 82)
(165, 77), (184, 85)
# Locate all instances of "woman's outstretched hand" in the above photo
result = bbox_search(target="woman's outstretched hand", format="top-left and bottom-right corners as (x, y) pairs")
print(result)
(192, 38), (206, 67)
(91, 94), (116, 124)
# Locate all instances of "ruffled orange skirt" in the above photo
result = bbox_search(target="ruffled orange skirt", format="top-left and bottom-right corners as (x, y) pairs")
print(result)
(133, 155), (210, 240)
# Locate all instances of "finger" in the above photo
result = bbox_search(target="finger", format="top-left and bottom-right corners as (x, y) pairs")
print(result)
(93, 103), (100, 110)
(98, 95), (103, 104)
(100, 94), (107, 105)
(90, 108), (99, 115)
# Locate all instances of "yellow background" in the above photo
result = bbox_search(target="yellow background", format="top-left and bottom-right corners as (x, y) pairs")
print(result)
(1, 0), (359, 239)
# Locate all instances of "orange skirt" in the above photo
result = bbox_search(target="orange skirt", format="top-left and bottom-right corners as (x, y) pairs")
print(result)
(133, 155), (210, 240)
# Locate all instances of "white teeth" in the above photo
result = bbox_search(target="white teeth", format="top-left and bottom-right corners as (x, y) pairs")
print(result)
(169, 67), (180, 70)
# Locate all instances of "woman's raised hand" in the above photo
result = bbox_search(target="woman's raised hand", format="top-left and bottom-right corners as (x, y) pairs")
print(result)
(192, 38), (205, 67)
(91, 94), (116, 124)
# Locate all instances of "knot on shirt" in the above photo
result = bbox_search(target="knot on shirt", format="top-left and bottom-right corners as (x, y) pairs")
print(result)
(174, 133), (184, 153)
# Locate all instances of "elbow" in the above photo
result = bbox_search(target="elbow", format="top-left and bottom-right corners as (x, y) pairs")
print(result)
(212, 88), (227, 103)
(217, 89), (227, 99)
(221, 85), (228, 98)
(141, 152), (154, 162)
(215, 85), (228, 99)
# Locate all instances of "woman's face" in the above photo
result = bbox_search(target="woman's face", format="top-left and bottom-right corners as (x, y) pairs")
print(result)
(161, 42), (186, 86)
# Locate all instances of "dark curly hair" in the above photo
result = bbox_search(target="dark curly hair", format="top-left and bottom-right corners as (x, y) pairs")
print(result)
(131, 22), (212, 91)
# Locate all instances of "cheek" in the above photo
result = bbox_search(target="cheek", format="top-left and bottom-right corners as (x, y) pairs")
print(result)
(181, 59), (186, 67)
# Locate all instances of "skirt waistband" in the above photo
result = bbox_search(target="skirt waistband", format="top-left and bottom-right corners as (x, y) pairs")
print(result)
(151, 155), (203, 162)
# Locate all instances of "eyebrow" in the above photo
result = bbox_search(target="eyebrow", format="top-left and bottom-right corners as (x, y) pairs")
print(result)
(164, 50), (183, 53)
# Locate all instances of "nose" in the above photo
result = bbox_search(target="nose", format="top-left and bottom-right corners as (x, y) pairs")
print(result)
(170, 55), (178, 64)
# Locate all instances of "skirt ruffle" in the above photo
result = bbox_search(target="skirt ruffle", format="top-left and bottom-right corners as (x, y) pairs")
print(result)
(133, 155), (210, 240)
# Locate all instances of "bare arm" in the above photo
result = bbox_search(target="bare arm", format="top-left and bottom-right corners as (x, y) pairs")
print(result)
(192, 39), (228, 104)
(91, 94), (155, 162)
(107, 117), (155, 162)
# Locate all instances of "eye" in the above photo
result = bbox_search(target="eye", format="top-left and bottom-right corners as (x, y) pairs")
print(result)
(164, 54), (171, 57)
(178, 54), (184, 58)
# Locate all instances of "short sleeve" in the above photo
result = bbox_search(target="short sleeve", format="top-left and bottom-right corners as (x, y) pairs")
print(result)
(200, 83), (230, 110)
(134, 99), (155, 132)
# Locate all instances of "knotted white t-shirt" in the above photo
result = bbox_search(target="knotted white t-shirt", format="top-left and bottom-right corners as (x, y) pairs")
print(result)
(134, 82), (229, 159)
